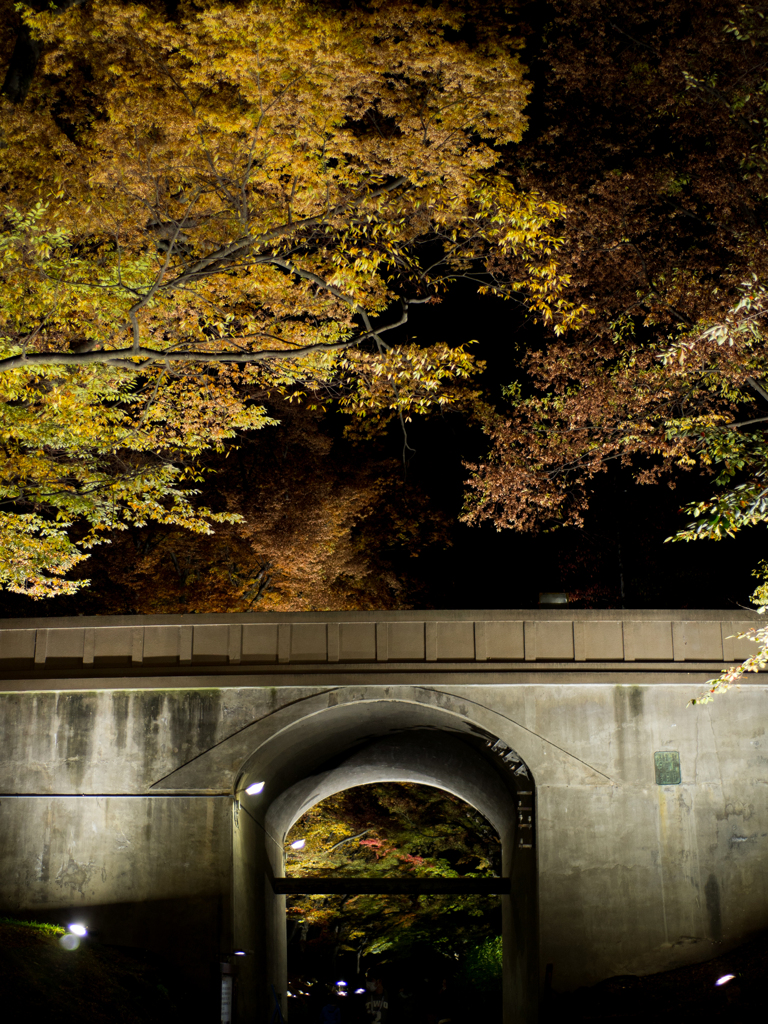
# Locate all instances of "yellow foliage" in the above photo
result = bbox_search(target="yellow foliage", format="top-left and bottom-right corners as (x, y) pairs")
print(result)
(0, 0), (585, 595)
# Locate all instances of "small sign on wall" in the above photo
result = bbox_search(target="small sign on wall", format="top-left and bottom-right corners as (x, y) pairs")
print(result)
(654, 750), (681, 785)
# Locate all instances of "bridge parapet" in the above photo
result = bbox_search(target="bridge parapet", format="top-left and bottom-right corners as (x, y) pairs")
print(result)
(0, 609), (759, 682)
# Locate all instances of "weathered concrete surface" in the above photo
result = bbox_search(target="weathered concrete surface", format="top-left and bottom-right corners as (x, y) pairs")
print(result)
(0, 611), (766, 1023)
(0, 794), (231, 1019)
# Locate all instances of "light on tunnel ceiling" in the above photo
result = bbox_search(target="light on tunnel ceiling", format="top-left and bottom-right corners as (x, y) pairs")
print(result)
(246, 781), (265, 795)
(290, 839), (306, 850)
(715, 974), (736, 986)
(68, 923), (87, 937)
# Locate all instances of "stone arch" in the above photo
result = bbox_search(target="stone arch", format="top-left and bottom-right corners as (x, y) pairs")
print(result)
(230, 695), (537, 1024)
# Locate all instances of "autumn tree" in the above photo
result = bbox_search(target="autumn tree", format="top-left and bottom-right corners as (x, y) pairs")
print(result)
(284, 783), (501, 976)
(464, 0), (768, 590)
(48, 397), (454, 615)
(0, 0), (588, 598)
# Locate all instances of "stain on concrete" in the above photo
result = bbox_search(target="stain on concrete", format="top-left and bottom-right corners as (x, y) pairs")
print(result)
(717, 801), (755, 822)
(112, 691), (131, 751)
(55, 857), (95, 898)
(704, 873), (722, 941)
(628, 686), (644, 719)
(168, 690), (222, 758)
(55, 693), (97, 788)
(38, 840), (51, 883)
(135, 692), (165, 770)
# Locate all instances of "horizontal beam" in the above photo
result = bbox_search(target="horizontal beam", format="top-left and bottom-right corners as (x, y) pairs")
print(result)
(273, 877), (511, 896)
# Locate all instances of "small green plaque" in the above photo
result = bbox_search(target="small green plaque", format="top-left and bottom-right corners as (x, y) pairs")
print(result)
(654, 750), (681, 785)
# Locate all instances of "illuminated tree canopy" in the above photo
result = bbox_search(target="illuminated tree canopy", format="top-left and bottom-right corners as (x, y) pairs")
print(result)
(285, 783), (501, 971)
(0, 0), (588, 598)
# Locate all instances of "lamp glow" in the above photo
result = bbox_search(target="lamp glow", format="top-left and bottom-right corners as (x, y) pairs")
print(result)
(337, 981), (347, 987)
(68, 923), (87, 937)
(246, 781), (265, 795)
(234, 950), (246, 956)
(715, 974), (735, 986)
(290, 839), (306, 850)
(355, 988), (366, 995)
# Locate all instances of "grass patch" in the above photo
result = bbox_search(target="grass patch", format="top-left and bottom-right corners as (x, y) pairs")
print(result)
(0, 916), (64, 936)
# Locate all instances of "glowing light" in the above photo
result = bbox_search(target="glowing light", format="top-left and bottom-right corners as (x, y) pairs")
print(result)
(234, 950), (246, 956)
(290, 839), (306, 850)
(355, 988), (366, 995)
(336, 981), (347, 987)
(715, 974), (736, 986)
(68, 923), (87, 937)
(246, 781), (265, 795)
(59, 934), (80, 950)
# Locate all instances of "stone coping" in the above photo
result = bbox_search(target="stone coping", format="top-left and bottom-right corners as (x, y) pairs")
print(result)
(0, 608), (757, 628)
(0, 613), (760, 678)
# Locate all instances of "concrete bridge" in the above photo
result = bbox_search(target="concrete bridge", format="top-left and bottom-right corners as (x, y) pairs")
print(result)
(1, 608), (766, 1022)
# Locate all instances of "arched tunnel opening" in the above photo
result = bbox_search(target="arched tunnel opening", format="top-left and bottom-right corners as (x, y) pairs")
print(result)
(231, 697), (538, 1024)
(283, 781), (504, 1022)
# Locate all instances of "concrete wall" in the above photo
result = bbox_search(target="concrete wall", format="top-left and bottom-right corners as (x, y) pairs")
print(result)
(1, 610), (767, 1021)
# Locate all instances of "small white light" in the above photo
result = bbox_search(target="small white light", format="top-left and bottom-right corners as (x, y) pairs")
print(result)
(287, 991), (293, 997)
(234, 950), (246, 956)
(246, 781), (265, 795)
(290, 839), (306, 850)
(337, 981), (347, 986)
(715, 974), (736, 986)
(68, 923), (87, 937)
(355, 988), (366, 995)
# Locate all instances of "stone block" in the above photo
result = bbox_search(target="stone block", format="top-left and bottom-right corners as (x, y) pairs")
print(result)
(44, 627), (85, 665)
(0, 629), (35, 663)
(339, 623), (376, 661)
(93, 627), (134, 664)
(192, 625), (229, 663)
(436, 621), (476, 660)
(242, 624), (278, 663)
(574, 621), (624, 661)
(484, 621), (525, 661)
(143, 625), (180, 664)
(672, 622), (724, 661)
(388, 622), (425, 661)
(722, 621), (762, 661)
(534, 621), (574, 661)
(624, 621), (673, 661)
(290, 624), (327, 662)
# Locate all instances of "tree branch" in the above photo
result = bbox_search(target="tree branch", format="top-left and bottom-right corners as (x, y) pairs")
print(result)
(0, 312), (410, 374)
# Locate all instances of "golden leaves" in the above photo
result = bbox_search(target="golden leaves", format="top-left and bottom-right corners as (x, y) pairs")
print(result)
(0, 0), (584, 594)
